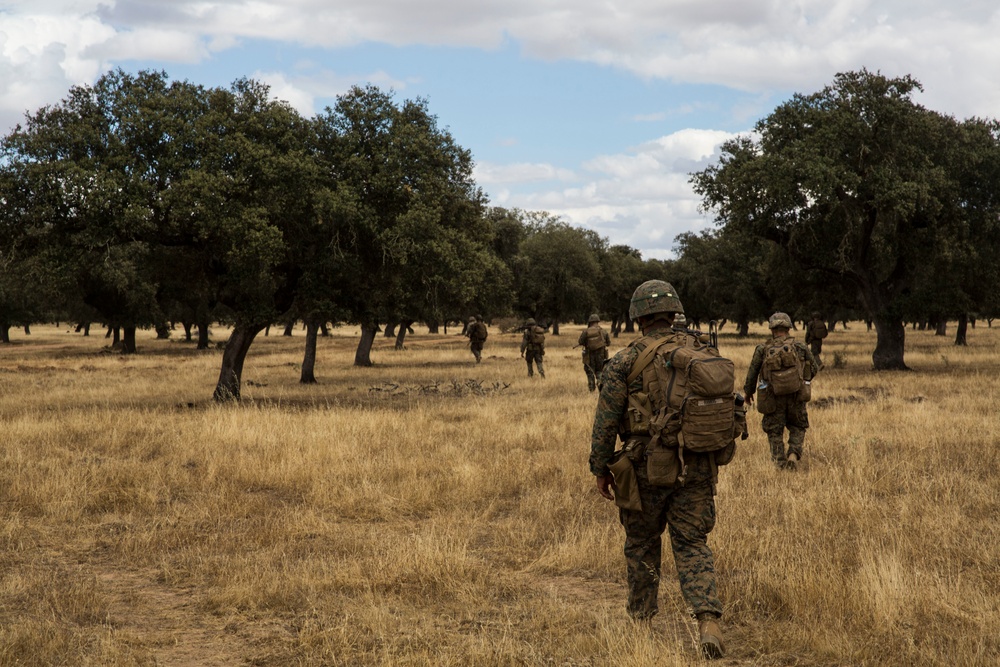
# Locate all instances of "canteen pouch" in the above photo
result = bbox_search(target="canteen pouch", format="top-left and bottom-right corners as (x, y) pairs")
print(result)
(756, 388), (777, 415)
(646, 442), (679, 487)
(609, 453), (642, 511)
(797, 380), (812, 403)
(769, 364), (802, 395)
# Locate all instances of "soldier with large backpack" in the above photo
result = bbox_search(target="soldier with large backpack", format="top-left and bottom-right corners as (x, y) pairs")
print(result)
(578, 314), (610, 391)
(519, 318), (546, 378)
(804, 311), (828, 369)
(744, 312), (820, 470)
(466, 315), (488, 363)
(589, 280), (747, 660)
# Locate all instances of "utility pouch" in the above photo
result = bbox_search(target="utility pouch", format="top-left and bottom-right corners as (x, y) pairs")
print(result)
(646, 442), (679, 487)
(609, 453), (642, 511)
(797, 380), (812, 403)
(769, 365), (802, 395)
(626, 393), (652, 434)
(756, 388), (777, 414)
(714, 439), (737, 467)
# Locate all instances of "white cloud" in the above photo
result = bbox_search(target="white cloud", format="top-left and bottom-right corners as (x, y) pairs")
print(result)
(474, 161), (577, 185)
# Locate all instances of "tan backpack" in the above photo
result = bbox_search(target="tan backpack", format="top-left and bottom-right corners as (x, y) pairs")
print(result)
(625, 333), (738, 457)
(585, 325), (606, 351)
(761, 338), (805, 395)
(529, 326), (545, 345)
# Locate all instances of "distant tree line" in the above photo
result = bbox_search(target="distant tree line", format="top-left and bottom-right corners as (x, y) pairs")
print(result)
(3, 68), (999, 397)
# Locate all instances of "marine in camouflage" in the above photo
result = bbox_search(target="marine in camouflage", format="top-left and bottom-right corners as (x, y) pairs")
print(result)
(744, 332), (819, 467)
(578, 318), (611, 392)
(520, 321), (545, 378)
(590, 323), (723, 621)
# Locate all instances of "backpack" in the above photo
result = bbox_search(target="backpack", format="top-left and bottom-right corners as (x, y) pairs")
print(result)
(530, 326), (545, 345)
(625, 333), (737, 456)
(471, 322), (488, 342)
(807, 319), (828, 342)
(585, 325), (606, 351)
(761, 337), (805, 395)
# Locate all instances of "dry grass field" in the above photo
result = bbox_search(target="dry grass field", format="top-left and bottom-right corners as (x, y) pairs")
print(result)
(0, 320), (998, 666)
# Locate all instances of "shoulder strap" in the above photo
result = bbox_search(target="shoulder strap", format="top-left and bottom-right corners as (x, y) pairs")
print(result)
(626, 335), (677, 385)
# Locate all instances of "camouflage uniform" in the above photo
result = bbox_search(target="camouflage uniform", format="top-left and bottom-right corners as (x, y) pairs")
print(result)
(466, 316), (487, 363)
(804, 314), (827, 367)
(520, 321), (545, 378)
(590, 325), (722, 621)
(578, 318), (610, 392)
(744, 334), (819, 466)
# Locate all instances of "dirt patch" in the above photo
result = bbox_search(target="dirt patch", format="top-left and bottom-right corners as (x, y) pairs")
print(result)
(368, 379), (511, 397)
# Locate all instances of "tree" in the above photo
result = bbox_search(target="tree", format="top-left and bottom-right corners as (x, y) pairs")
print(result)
(692, 70), (1000, 369)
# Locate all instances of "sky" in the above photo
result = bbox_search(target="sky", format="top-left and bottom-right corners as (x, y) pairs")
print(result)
(2, 2), (1000, 259)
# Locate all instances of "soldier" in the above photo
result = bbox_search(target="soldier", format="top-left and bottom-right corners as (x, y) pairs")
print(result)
(804, 311), (828, 369)
(466, 315), (488, 363)
(744, 312), (820, 470)
(578, 314), (610, 391)
(589, 280), (727, 659)
(519, 318), (546, 378)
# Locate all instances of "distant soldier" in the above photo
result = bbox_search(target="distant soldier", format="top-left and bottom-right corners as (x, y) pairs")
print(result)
(744, 312), (820, 470)
(519, 318), (546, 378)
(804, 312), (828, 369)
(466, 315), (488, 363)
(578, 314), (610, 391)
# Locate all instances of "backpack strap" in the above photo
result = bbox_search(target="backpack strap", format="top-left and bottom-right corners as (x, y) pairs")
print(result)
(627, 335), (675, 385)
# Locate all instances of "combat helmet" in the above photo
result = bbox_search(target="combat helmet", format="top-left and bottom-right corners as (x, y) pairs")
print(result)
(468, 316), (477, 324)
(628, 280), (684, 320)
(768, 312), (793, 330)
(525, 318), (536, 327)
(588, 314), (600, 324)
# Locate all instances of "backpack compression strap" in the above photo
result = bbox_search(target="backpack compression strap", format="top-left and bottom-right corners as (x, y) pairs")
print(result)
(626, 334), (678, 385)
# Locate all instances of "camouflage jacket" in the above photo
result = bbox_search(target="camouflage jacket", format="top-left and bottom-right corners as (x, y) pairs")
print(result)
(743, 335), (819, 397)
(589, 324), (688, 477)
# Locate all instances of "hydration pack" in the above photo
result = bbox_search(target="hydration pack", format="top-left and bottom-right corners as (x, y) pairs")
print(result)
(761, 337), (805, 395)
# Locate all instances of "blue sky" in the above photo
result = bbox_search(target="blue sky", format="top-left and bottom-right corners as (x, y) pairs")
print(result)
(2, 1), (999, 258)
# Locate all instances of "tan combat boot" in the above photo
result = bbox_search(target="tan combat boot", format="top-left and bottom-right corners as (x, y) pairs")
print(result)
(697, 614), (725, 659)
(787, 451), (800, 470)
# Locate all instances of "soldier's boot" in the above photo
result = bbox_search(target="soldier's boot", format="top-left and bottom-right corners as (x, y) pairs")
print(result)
(697, 613), (725, 659)
(787, 428), (806, 470)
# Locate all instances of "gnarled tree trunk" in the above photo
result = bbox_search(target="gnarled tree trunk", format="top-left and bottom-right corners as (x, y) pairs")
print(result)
(354, 320), (378, 367)
(197, 320), (211, 350)
(954, 313), (968, 346)
(871, 315), (908, 370)
(121, 326), (137, 354)
(214, 324), (264, 401)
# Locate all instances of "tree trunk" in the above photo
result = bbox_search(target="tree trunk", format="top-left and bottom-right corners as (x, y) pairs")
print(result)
(320, 322), (330, 337)
(354, 321), (378, 367)
(871, 315), (908, 370)
(283, 320), (294, 336)
(624, 316), (635, 333)
(23, 324), (30, 335)
(155, 323), (170, 339)
(427, 322), (440, 334)
(301, 319), (319, 383)
(214, 324), (264, 401)
(121, 326), (137, 354)
(954, 313), (968, 346)
(111, 326), (122, 349)
(736, 319), (749, 337)
(183, 322), (193, 341)
(394, 319), (413, 350)
(0, 322), (9, 344)
(384, 320), (397, 338)
(935, 320), (947, 336)
(197, 320), (211, 350)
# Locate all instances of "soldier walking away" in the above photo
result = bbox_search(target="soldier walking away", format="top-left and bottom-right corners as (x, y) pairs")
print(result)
(578, 314), (610, 391)
(466, 315), (488, 363)
(590, 280), (742, 660)
(805, 312), (828, 369)
(744, 312), (820, 470)
(520, 318), (546, 378)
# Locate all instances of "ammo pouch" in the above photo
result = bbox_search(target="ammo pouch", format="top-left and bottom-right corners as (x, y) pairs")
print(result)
(680, 395), (736, 453)
(609, 452), (642, 511)
(646, 440), (680, 487)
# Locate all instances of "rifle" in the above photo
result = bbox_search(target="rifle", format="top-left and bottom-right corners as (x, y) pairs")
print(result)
(708, 320), (719, 350)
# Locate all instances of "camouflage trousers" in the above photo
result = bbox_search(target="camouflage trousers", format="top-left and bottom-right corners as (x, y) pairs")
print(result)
(761, 394), (809, 464)
(582, 350), (606, 391)
(470, 341), (484, 362)
(618, 455), (721, 620)
(809, 340), (823, 367)
(525, 349), (545, 377)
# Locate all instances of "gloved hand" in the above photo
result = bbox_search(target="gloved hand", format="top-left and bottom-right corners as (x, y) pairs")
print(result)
(596, 474), (615, 500)
(745, 393), (755, 407)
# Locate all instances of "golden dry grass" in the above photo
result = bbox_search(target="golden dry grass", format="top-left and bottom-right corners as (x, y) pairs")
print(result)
(0, 321), (998, 666)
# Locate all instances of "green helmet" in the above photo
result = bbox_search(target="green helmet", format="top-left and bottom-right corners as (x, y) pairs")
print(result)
(468, 316), (477, 324)
(588, 314), (600, 324)
(628, 280), (684, 320)
(768, 312), (793, 330)
(525, 318), (536, 327)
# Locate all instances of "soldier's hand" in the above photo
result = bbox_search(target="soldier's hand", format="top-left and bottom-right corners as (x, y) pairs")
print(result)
(596, 474), (615, 501)
(745, 393), (754, 407)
